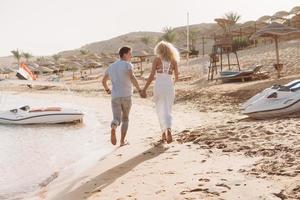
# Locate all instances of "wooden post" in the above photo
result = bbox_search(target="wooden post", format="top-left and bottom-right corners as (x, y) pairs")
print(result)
(274, 36), (280, 65)
(254, 22), (257, 47)
(202, 36), (205, 56)
(227, 49), (231, 70)
(220, 47), (223, 72)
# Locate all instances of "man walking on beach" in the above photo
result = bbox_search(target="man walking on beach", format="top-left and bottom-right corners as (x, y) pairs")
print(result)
(102, 46), (143, 146)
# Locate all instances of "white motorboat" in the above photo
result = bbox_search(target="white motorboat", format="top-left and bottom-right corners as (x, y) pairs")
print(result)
(240, 80), (300, 119)
(0, 105), (84, 124)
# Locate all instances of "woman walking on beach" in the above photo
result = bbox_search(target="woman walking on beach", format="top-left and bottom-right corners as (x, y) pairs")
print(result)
(142, 41), (179, 143)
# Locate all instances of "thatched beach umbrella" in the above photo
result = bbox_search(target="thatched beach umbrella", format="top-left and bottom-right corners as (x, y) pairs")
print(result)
(86, 60), (102, 68)
(37, 60), (55, 66)
(3, 67), (14, 74)
(99, 54), (117, 65)
(257, 15), (272, 23)
(66, 55), (79, 62)
(250, 22), (300, 77)
(272, 11), (289, 19)
(132, 50), (149, 57)
(290, 6), (300, 15)
(271, 11), (290, 24)
(291, 15), (300, 28)
(87, 53), (101, 60)
(28, 62), (40, 69)
(37, 66), (54, 74)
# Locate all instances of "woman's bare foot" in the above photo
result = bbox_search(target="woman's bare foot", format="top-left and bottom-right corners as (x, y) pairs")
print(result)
(120, 140), (130, 147)
(166, 128), (173, 144)
(111, 125), (117, 145)
(161, 132), (167, 141)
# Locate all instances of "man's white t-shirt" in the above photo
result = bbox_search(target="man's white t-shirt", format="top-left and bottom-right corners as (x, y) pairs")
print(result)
(106, 60), (133, 99)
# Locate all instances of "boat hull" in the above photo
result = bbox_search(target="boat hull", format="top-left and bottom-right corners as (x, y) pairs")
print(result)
(241, 80), (300, 119)
(0, 108), (84, 125)
(242, 100), (300, 119)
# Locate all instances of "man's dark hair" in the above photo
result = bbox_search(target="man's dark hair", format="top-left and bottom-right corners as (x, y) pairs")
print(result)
(119, 46), (131, 58)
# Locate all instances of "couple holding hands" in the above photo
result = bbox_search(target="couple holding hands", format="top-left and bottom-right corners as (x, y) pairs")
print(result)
(102, 41), (179, 146)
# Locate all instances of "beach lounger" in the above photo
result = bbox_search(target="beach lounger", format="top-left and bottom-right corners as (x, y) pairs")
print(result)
(218, 65), (268, 83)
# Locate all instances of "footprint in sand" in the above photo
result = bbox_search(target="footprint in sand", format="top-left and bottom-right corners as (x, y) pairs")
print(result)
(155, 189), (166, 194)
(163, 171), (175, 175)
(198, 178), (210, 182)
(216, 183), (231, 190)
(175, 181), (185, 185)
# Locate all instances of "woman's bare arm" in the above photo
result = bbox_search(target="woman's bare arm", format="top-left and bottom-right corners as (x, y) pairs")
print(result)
(173, 61), (179, 83)
(143, 58), (158, 91)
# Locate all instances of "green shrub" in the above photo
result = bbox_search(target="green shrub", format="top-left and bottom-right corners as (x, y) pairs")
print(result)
(232, 37), (253, 50)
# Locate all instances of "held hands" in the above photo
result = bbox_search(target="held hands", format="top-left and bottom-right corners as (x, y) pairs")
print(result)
(105, 88), (111, 94)
(139, 89), (147, 98)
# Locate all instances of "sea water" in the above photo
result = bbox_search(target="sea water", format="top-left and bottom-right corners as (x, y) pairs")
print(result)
(0, 92), (113, 199)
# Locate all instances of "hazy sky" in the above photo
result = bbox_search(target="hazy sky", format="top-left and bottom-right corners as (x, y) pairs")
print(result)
(0, 0), (298, 56)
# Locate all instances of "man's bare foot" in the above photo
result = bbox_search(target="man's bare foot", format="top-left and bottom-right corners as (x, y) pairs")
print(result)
(166, 128), (173, 144)
(161, 132), (166, 141)
(120, 140), (130, 147)
(111, 125), (117, 145)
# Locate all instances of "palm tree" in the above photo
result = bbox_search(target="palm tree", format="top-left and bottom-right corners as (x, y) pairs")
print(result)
(22, 52), (33, 63)
(224, 12), (241, 24)
(161, 26), (177, 43)
(224, 12), (241, 31)
(36, 56), (47, 62)
(58, 64), (66, 77)
(11, 49), (22, 65)
(80, 49), (89, 56)
(141, 36), (152, 46)
(52, 54), (61, 63)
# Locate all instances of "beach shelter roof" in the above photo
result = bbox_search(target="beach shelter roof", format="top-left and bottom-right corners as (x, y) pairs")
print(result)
(4, 67), (15, 73)
(99, 54), (117, 64)
(37, 60), (55, 66)
(272, 11), (289, 19)
(251, 22), (300, 38)
(257, 15), (272, 23)
(291, 15), (300, 27)
(66, 55), (79, 61)
(251, 22), (300, 77)
(271, 11), (290, 24)
(28, 62), (40, 68)
(83, 60), (102, 68)
(132, 50), (149, 57)
(47, 65), (59, 71)
(241, 21), (256, 27)
(237, 21), (268, 34)
(36, 66), (54, 73)
(87, 53), (101, 60)
(290, 6), (300, 15)
(0, 68), (9, 74)
(68, 61), (82, 68)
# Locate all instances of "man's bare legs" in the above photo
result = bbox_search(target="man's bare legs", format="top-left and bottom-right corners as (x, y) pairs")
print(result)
(120, 121), (129, 146)
(111, 124), (117, 145)
(120, 97), (131, 147)
(161, 132), (166, 141)
(166, 128), (173, 144)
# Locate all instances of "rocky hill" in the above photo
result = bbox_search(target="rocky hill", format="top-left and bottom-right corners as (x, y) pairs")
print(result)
(58, 23), (220, 57)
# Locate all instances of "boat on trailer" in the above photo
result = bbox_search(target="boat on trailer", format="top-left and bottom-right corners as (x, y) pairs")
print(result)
(240, 80), (300, 119)
(0, 105), (83, 124)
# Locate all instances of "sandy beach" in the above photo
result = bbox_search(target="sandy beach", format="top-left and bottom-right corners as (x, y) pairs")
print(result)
(4, 78), (296, 200)
(0, 38), (299, 200)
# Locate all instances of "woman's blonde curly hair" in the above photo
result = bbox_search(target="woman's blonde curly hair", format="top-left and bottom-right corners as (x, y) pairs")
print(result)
(154, 41), (180, 63)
